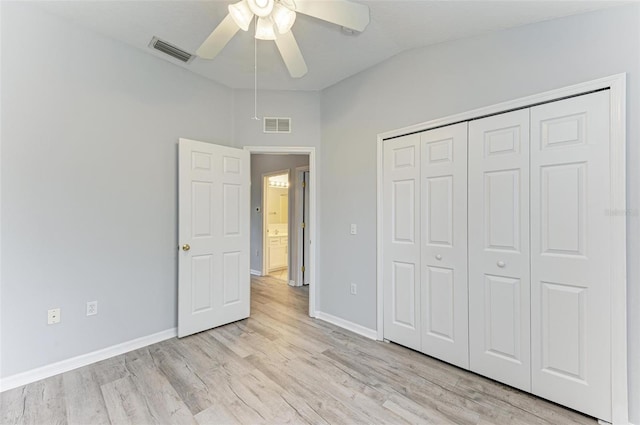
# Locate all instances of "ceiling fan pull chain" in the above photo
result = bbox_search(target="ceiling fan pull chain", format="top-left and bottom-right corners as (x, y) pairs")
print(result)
(253, 16), (260, 121)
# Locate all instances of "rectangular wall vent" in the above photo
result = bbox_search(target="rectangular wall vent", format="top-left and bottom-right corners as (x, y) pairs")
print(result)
(264, 117), (292, 134)
(149, 37), (195, 63)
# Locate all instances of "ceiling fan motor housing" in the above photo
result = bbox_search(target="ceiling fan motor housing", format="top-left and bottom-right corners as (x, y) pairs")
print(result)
(248, 0), (274, 17)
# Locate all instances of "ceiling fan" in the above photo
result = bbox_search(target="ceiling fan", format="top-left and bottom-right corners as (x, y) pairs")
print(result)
(196, 0), (370, 78)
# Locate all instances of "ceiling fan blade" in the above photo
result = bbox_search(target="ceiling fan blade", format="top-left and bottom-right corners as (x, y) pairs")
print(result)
(274, 31), (308, 78)
(294, 0), (370, 32)
(196, 14), (240, 59)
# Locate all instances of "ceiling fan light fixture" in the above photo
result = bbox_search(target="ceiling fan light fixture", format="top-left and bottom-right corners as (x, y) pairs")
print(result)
(247, 0), (274, 17)
(228, 0), (253, 31)
(272, 3), (296, 34)
(255, 16), (277, 40)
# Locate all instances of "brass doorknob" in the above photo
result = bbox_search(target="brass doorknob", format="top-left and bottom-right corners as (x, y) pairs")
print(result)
(182, 244), (191, 251)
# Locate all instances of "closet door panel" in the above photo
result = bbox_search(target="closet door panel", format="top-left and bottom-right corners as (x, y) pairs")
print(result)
(530, 91), (611, 421)
(420, 122), (469, 369)
(469, 109), (531, 391)
(383, 134), (421, 350)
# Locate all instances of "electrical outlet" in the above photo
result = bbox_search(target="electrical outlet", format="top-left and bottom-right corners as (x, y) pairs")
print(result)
(350, 283), (357, 295)
(87, 301), (98, 316)
(48, 308), (61, 325)
(350, 224), (357, 235)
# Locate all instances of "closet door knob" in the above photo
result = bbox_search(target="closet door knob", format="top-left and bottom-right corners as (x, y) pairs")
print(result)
(497, 260), (505, 268)
(435, 254), (442, 261)
(182, 244), (191, 252)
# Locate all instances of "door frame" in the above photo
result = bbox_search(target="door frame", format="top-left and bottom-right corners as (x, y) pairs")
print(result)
(245, 146), (317, 318)
(376, 74), (627, 424)
(261, 168), (291, 277)
(294, 165), (310, 286)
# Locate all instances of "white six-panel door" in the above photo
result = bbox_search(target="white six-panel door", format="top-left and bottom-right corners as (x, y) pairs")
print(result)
(383, 134), (421, 350)
(468, 109), (531, 392)
(178, 138), (250, 338)
(530, 91), (611, 421)
(420, 123), (469, 369)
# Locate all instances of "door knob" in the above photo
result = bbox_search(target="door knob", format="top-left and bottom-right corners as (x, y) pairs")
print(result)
(497, 260), (505, 268)
(182, 244), (191, 251)
(435, 254), (442, 261)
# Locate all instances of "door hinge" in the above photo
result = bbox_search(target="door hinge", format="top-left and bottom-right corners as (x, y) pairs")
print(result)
(301, 222), (306, 229)
(302, 181), (306, 188)
(301, 266), (305, 272)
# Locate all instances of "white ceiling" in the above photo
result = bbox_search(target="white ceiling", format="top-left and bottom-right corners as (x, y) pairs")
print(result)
(37, 1), (626, 91)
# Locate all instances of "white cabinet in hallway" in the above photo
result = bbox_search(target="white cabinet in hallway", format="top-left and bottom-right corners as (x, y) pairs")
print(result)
(381, 89), (617, 422)
(267, 235), (288, 272)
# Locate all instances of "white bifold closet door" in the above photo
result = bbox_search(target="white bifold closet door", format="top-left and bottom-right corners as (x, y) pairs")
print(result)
(530, 91), (611, 421)
(383, 134), (421, 351)
(468, 109), (531, 392)
(420, 122), (469, 369)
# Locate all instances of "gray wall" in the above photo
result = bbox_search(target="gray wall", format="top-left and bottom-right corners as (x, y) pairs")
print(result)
(0, 4), (323, 379)
(319, 4), (640, 421)
(0, 3), (235, 376)
(232, 89), (322, 149)
(250, 155), (310, 275)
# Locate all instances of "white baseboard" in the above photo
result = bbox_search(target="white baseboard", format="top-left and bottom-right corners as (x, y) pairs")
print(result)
(315, 311), (377, 340)
(250, 269), (263, 276)
(0, 327), (177, 393)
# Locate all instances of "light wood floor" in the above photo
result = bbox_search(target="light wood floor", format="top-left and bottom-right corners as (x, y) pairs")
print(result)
(1, 276), (596, 425)
(266, 268), (288, 282)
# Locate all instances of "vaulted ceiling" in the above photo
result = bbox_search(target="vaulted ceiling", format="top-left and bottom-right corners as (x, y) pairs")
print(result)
(37, 1), (624, 91)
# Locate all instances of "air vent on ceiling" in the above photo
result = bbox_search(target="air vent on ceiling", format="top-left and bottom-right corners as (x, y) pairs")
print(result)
(264, 117), (292, 134)
(149, 37), (195, 64)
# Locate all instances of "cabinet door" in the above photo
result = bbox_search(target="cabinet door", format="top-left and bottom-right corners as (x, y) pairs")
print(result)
(468, 109), (531, 391)
(270, 245), (287, 270)
(383, 134), (421, 351)
(420, 122), (469, 369)
(530, 91), (611, 421)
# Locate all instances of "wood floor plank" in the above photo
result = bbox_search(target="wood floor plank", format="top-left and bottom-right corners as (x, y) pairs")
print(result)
(195, 368), (267, 424)
(226, 370), (306, 424)
(124, 348), (198, 425)
(101, 376), (157, 425)
(322, 347), (482, 425)
(208, 324), (264, 359)
(235, 315), (283, 341)
(1, 375), (68, 425)
(147, 342), (216, 416)
(382, 396), (457, 425)
(245, 353), (378, 424)
(193, 403), (241, 425)
(0, 386), (28, 425)
(91, 355), (131, 387)
(62, 367), (111, 425)
(454, 376), (595, 425)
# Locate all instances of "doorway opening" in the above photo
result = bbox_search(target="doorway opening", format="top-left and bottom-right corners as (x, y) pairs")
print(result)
(246, 146), (317, 318)
(262, 170), (290, 282)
